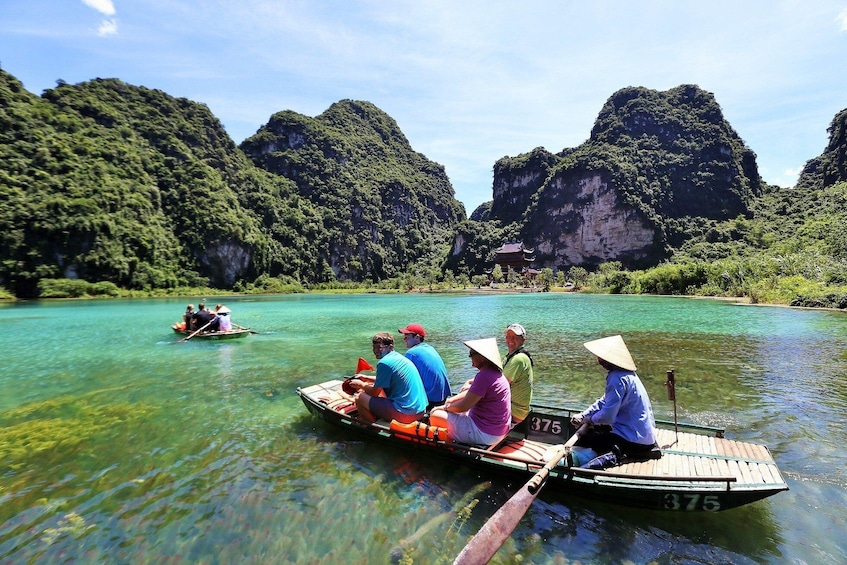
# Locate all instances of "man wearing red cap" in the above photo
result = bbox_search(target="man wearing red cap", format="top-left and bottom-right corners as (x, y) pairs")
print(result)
(398, 323), (452, 409)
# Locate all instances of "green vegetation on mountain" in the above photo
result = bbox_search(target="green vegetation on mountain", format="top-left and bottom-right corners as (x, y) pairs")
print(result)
(518, 85), (761, 266)
(240, 100), (465, 282)
(0, 71), (463, 298)
(454, 86), (846, 308)
(582, 106), (847, 308)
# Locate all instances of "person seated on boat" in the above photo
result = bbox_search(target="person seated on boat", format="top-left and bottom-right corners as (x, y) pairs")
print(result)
(429, 338), (511, 447)
(183, 304), (195, 331)
(398, 323), (452, 410)
(206, 310), (221, 332)
(215, 304), (232, 332)
(503, 323), (533, 425)
(192, 302), (213, 332)
(570, 335), (658, 467)
(345, 332), (428, 424)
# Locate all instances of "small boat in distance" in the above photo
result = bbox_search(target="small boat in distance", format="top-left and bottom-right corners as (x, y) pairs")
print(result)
(298, 378), (788, 512)
(171, 323), (253, 341)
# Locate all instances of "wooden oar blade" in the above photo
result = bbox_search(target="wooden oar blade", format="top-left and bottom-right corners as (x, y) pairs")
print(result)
(453, 481), (542, 565)
(454, 426), (585, 564)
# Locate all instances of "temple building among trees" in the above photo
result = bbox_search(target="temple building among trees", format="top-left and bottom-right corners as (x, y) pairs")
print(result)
(493, 242), (536, 275)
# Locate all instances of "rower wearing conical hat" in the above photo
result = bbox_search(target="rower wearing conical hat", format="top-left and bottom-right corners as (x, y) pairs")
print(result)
(429, 338), (511, 447)
(570, 335), (657, 468)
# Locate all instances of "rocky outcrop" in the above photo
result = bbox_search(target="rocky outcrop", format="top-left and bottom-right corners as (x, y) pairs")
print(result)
(530, 173), (655, 267)
(796, 107), (847, 190)
(486, 85), (763, 270)
(490, 147), (561, 225)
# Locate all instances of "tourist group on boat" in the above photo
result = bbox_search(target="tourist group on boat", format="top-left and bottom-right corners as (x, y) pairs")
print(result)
(173, 301), (233, 333)
(342, 321), (657, 470)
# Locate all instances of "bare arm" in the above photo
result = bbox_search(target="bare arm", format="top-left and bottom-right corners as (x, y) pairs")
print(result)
(348, 377), (383, 397)
(445, 391), (481, 413)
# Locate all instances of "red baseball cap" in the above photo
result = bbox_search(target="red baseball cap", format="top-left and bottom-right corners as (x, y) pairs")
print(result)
(398, 323), (426, 338)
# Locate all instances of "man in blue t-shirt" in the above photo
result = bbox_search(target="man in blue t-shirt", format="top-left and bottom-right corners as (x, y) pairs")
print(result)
(347, 332), (427, 423)
(398, 323), (452, 410)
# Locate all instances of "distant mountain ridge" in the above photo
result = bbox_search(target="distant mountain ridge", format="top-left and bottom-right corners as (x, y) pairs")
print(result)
(2, 67), (845, 298)
(0, 71), (464, 296)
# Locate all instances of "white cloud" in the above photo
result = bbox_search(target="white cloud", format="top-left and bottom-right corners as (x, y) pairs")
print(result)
(98, 18), (118, 37)
(82, 0), (116, 16)
(838, 8), (847, 31)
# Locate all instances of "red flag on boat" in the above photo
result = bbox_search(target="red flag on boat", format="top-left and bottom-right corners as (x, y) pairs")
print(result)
(356, 357), (375, 373)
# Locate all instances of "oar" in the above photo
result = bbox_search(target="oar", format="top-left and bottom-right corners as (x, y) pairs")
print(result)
(233, 323), (259, 334)
(178, 320), (212, 342)
(453, 423), (587, 565)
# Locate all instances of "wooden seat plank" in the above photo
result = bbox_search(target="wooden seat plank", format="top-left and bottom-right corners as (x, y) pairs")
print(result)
(748, 462), (765, 484)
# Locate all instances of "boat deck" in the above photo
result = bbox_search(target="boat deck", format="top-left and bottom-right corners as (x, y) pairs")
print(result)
(491, 428), (785, 488)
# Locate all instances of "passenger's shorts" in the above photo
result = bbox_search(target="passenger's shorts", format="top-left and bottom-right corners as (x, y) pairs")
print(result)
(447, 412), (505, 446)
(368, 396), (423, 424)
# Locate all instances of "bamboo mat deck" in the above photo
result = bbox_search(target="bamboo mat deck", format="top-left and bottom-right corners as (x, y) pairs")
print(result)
(497, 428), (785, 487)
(612, 428), (784, 485)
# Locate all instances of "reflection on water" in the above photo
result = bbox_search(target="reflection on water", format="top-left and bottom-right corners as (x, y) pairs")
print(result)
(1, 294), (846, 563)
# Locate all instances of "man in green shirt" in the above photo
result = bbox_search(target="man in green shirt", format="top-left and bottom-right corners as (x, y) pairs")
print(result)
(503, 323), (534, 424)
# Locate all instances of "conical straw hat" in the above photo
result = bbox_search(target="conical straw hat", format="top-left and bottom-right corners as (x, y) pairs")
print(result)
(583, 335), (637, 371)
(463, 338), (503, 370)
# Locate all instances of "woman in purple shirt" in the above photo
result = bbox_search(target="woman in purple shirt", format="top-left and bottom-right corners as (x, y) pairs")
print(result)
(430, 338), (511, 446)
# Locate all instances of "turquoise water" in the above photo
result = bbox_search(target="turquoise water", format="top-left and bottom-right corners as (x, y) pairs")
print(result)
(1, 293), (846, 563)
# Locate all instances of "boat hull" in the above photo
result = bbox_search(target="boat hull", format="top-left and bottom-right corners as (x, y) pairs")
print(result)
(298, 380), (788, 512)
(172, 326), (252, 340)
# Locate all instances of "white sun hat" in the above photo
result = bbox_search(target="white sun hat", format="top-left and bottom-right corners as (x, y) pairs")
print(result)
(583, 335), (637, 371)
(463, 338), (503, 370)
(505, 323), (526, 337)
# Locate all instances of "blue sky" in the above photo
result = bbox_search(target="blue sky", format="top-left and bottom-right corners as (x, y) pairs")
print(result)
(2, 1), (846, 214)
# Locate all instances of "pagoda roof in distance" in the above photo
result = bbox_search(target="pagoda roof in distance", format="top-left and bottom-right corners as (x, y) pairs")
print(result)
(494, 241), (534, 254)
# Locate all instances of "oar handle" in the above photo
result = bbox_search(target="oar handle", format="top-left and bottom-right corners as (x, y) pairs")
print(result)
(179, 320), (212, 342)
(526, 423), (585, 494)
(526, 446), (566, 494)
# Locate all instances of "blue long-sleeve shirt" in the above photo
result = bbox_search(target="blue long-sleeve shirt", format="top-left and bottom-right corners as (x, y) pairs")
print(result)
(584, 369), (657, 446)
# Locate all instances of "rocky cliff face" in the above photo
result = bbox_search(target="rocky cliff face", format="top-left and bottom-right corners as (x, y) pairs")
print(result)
(530, 172), (656, 267)
(490, 147), (561, 225)
(485, 85), (763, 270)
(796, 107), (847, 190)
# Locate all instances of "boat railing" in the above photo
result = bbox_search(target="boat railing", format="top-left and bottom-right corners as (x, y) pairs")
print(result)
(531, 403), (726, 437)
(563, 466), (737, 485)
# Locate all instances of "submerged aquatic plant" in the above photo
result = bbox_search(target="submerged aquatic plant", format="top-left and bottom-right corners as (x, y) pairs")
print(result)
(41, 512), (94, 545)
(1, 391), (155, 470)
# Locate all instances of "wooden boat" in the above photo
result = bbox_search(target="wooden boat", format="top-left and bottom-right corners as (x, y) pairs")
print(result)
(298, 379), (788, 512)
(171, 324), (252, 340)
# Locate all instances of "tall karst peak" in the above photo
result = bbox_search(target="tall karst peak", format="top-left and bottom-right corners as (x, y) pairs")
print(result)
(484, 84), (764, 270)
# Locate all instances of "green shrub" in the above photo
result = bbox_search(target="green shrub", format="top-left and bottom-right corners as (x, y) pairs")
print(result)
(37, 278), (90, 298)
(634, 262), (708, 295)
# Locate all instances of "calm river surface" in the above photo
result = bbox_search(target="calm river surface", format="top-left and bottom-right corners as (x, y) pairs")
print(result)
(1, 293), (846, 564)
